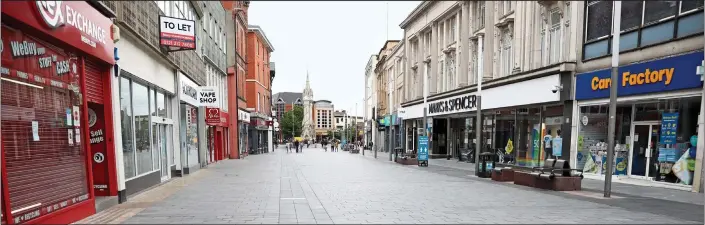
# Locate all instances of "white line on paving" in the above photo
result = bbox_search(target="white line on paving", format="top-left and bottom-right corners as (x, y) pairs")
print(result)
(280, 198), (306, 200)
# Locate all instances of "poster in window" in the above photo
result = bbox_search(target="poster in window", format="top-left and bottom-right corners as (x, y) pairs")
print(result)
(68, 129), (74, 146)
(73, 106), (81, 126)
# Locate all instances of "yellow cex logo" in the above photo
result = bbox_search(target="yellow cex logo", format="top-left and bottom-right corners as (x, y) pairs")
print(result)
(591, 68), (675, 91)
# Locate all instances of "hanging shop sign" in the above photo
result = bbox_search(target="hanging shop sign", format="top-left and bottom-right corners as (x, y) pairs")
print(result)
(238, 109), (250, 123)
(198, 86), (219, 107)
(575, 52), (704, 100)
(205, 107), (228, 127)
(159, 16), (196, 51)
(205, 107), (221, 124)
(179, 74), (200, 106)
(2, 1), (114, 64)
(427, 94), (477, 117)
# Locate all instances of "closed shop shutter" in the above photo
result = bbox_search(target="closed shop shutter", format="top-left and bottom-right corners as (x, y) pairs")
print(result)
(1, 25), (89, 224)
(84, 59), (104, 104)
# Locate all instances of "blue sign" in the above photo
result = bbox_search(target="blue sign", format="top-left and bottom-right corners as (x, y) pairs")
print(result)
(552, 136), (563, 157)
(418, 136), (429, 161)
(575, 52), (704, 100)
(660, 113), (679, 145)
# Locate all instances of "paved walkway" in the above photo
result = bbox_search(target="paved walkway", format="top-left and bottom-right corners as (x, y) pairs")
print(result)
(77, 146), (703, 224)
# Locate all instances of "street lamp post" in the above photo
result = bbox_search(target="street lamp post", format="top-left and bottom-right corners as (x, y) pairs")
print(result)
(604, 1), (622, 198)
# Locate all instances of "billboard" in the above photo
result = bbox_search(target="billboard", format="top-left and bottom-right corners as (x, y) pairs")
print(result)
(159, 16), (196, 51)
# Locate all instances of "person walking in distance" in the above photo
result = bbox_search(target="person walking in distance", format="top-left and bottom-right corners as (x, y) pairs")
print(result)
(294, 139), (300, 153)
(322, 139), (328, 152)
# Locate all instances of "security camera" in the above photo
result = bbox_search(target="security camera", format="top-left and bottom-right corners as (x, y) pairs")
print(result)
(552, 84), (563, 94)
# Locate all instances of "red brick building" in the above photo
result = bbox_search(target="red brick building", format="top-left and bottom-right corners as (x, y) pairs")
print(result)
(223, 0), (250, 158)
(245, 25), (274, 154)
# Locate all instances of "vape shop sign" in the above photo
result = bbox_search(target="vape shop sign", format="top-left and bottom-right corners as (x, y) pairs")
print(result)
(198, 86), (219, 107)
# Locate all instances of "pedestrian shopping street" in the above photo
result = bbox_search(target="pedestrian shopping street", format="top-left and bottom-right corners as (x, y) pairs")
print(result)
(77, 146), (704, 224)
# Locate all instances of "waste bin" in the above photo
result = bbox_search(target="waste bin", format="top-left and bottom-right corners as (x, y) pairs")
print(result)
(476, 152), (496, 178)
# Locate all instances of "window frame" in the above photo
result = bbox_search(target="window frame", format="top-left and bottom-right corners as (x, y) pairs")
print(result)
(582, 1), (704, 61)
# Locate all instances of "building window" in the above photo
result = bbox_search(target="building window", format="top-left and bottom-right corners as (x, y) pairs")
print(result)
(476, 1), (486, 30)
(121, 78), (161, 179)
(446, 55), (455, 90)
(501, 30), (513, 77)
(583, 1), (704, 60)
(548, 8), (561, 64)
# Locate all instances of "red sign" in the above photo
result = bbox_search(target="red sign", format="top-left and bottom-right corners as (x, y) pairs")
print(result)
(205, 107), (220, 124)
(205, 107), (229, 127)
(2, 1), (115, 64)
(88, 103), (110, 196)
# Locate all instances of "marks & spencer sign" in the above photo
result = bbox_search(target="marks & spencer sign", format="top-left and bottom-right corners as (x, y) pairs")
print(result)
(427, 94), (477, 117)
(2, 1), (115, 64)
(575, 52), (704, 100)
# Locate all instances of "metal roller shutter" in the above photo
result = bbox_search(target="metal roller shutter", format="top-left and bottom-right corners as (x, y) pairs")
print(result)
(84, 60), (104, 104)
(1, 25), (89, 224)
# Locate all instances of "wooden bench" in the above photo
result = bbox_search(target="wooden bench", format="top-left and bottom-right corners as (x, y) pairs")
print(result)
(513, 159), (556, 188)
(530, 159), (583, 191)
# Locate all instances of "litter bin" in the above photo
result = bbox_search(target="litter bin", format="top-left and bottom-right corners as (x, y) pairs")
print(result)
(476, 152), (496, 178)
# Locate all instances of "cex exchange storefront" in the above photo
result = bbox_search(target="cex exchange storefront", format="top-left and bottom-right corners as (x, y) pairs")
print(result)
(1, 1), (116, 224)
(574, 51), (704, 189)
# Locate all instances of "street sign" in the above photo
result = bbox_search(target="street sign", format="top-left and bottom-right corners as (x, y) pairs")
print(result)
(418, 136), (429, 167)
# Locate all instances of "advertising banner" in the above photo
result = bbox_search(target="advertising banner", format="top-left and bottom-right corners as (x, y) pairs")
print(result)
(418, 136), (429, 161)
(660, 113), (679, 144)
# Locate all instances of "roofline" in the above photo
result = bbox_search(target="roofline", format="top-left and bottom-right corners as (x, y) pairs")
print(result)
(248, 25), (275, 52)
(389, 41), (404, 58)
(376, 40), (401, 57)
(399, 1), (432, 29)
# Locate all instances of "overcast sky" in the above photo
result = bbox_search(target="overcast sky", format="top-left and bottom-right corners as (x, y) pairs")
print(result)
(248, 1), (420, 117)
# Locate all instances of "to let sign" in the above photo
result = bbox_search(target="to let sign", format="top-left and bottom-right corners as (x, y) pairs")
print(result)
(159, 16), (196, 50)
(198, 86), (219, 107)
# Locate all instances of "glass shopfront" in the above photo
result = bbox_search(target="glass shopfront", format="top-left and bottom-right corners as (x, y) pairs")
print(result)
(577, 97), (700, 185)
(573, 51), (704, 187)
(120, 77), (173, 180)
(180, 104), (199, 168)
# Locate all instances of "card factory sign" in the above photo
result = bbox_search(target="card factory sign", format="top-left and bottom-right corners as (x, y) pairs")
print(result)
(159, 16), (196, 50)
(427, 94), (477, 117)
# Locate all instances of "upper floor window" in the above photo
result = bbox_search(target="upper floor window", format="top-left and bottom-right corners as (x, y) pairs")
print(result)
(548, 8), (562, 64)
(583, 1), (704, 60)
(448, 16), (457, 44)
(475, 1), (486, 30)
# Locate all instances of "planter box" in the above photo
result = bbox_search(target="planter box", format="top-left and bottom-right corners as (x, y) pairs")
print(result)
(491, 168), (515, 182)
(395, 158), (418, 165)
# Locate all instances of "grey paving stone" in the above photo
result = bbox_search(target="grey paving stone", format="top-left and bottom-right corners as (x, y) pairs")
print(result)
(117, 146), (702, 225)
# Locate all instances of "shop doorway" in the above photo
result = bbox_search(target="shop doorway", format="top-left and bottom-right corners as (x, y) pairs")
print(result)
(152, 123), (170, 182)
(629, 122), (660, 179)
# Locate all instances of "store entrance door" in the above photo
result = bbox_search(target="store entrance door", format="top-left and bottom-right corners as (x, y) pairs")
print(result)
(630, 122), (660, 179)
(153, 123), (170, 182)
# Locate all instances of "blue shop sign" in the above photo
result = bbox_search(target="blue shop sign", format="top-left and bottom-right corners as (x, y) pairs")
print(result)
(575, 52), (704, 100)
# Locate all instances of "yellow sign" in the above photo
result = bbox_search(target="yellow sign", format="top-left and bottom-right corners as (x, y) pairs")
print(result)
(616, 161), (627, 172)
(505, 139), (514, 154)
(590, 68), (675, 91)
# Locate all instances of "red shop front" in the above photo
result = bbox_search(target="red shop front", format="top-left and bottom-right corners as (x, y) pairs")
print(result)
(1, 1), (116, 224)
(206, 107), (229, 164)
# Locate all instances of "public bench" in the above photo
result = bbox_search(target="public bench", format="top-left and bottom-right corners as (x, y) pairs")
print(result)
(514, 159), (583, 191)
(513, 159), (555, 188)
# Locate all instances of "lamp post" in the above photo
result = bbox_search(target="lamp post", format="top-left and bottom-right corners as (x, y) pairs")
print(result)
(604, 1), (622, 198)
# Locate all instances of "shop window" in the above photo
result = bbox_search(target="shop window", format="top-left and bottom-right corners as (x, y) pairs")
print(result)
(120, 77), (136, 178)
(156, 91), (167, 118)
(132, 82), (154, 175)
(583, 1), (704, 60)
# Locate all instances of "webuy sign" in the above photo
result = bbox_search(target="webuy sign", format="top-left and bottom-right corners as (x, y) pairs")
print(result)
(2, 1), (115, 64)
(179, 74), (200, 106)
(575, 52), (704, 100)
(159, 16), (196, 50)
(198, 86), (219, 107)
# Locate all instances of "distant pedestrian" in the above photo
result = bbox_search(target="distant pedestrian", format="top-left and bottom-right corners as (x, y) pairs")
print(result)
(294, 140), (300, 153)
(305, 139), (310, 148)
(322, 139), (328, 152)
